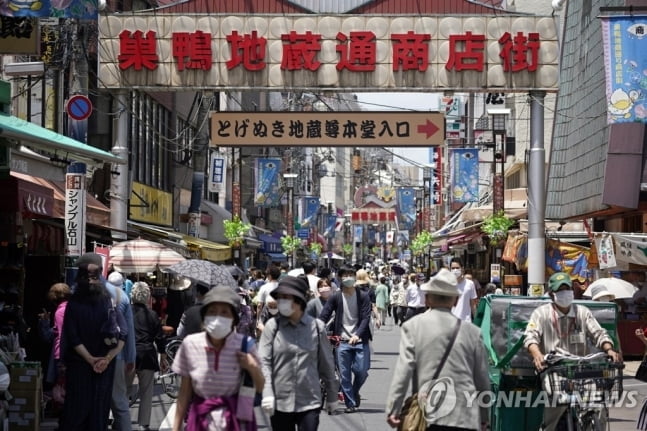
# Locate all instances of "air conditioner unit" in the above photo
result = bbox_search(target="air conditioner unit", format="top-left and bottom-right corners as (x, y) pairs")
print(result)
(4, 62), (45, 76)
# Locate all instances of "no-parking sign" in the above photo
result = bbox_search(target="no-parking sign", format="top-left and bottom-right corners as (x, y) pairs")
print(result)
(66, 95), (93, 121)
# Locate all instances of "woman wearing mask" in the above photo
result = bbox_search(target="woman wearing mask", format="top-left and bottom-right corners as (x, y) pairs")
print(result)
(306, 279), (332, 319)
(256, 297), (279, 334)
(259, 276), (338, 430)
(172, 285), (264, 431)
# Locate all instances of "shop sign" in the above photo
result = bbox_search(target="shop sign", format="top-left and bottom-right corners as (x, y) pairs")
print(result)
(129, 181), (173, 227)
(208, 154), (227, 193)
(0, 17), (39, 55)
(65, 163), (86, 257)
(430, 147), (442, 205)
(98, 15), (559, 92)
(212, 112), (444, 147)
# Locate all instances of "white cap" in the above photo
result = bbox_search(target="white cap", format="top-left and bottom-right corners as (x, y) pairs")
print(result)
(108, 272), (124, 286)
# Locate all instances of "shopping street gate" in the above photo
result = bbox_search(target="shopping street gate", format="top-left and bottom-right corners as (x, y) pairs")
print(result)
(210, 112), (444, 147)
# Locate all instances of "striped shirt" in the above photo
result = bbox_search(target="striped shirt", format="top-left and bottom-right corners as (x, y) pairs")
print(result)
(523, 303), (613, 357)
(173, 331), (260, 399)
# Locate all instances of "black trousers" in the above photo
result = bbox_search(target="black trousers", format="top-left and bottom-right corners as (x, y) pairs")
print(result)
(271, 408), (320, 431)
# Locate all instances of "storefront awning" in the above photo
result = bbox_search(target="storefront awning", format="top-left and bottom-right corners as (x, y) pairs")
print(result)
(10, 172), (111, 228)
(0, 175), (54, 217)
(0, 113), (124, 166)
(265, 252), (287, 261)
(181, 235), (231, 262)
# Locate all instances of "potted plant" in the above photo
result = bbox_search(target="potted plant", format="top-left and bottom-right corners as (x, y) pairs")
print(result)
(309, 242), (322, 257)
(281, 235), (302, 255)
(223, 216), (251, 247)
(480, 210), (515, 246)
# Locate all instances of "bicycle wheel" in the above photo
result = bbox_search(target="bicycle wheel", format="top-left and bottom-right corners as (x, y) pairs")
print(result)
(159, 372), (180, 399)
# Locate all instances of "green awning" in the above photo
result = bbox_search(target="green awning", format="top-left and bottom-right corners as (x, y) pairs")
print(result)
(0, 113), (125, 165)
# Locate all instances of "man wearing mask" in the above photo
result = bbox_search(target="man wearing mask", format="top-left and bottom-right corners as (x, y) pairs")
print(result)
(319, 266), (372, 413)
(449, 258), (478, 322)
(524, 272), (621, 431)
(404, 273), (426, 322)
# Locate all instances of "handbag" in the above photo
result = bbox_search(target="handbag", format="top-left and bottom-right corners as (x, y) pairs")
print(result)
(237, 336), (261, 422)
(636, 356), (647, 382)
(398, 319), (461, 431)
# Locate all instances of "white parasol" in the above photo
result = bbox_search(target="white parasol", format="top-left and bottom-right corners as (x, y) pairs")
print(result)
(583, 277), (639, 299)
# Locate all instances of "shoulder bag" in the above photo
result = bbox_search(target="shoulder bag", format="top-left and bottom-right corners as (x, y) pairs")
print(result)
(636, 355), (647, 382)
(398, 318), (461, 431)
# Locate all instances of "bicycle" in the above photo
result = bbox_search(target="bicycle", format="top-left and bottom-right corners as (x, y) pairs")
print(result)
(541, 351), (623, 431)
(157, 337), (182, 399)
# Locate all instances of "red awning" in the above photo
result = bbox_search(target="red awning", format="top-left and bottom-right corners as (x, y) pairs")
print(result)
(351, 208), (396, 225)
(0, 175), (55, 217)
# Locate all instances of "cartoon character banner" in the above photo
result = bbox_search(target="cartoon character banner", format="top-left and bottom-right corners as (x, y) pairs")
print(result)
(254, 158), (281, 207)
(396, 187), (416, 231)
(450, 148), (479, 203)
(595, 233), (617, 269)
(0, 0), (100, 18)
(300, 196), (320, 228)
(601, 16), (647, 123)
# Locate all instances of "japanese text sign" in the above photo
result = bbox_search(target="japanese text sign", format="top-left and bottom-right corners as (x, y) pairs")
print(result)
(65, 163), (86, 257)
(211, 112), (444, 147)
(98, 15), (559, 92)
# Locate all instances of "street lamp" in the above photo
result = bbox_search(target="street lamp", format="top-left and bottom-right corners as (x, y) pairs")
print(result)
(488, 108), (510, 214)
(283, 172), (298, 268)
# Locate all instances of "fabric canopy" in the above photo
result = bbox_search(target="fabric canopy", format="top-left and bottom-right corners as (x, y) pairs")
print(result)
(109, 238), (185, 273)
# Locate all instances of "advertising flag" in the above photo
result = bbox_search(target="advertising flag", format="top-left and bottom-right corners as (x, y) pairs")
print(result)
(601, 16), (647, 123)
(595, 233), (617, 269)
(614, 234), (647, 266)
(254, 158), (282, 207)
(430, 147), (443, 205)
(396, 188), (416, 231)
(353, 225), (363, 243)
(324, 214), (337, 238)
(451, 148), (479, 203)
(301, 196), (320, 228)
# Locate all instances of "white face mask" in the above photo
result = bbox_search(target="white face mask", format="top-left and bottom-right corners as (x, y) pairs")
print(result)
(203, 315), (233, 339)
(451, 268), (462, 277)
(553, 290), (574, 308)
(267, 307), (279, 315)
(277, 299), (294, 317)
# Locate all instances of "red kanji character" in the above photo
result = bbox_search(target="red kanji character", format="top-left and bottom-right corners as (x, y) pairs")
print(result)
(499, 32), (540, 72)
(445, 31), (485, 72)
(336, 31), (376, 72)
(226, 30), (266, 71)
(391, 31), (430, 72)
(280, 31), (322, 71)
(118, 30), (158, 71)
(172, 30), (212, 71)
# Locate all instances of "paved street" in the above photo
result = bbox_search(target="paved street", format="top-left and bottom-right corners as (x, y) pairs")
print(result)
(41, 318), (647, 430)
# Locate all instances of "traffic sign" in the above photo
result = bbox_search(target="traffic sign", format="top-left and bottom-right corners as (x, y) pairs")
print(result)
(66, 95), (93, 121)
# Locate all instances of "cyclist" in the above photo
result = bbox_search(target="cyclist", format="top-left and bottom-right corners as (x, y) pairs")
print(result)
(523, 272), (621, 431)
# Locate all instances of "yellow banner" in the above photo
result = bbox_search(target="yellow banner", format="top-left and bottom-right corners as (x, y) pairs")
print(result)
(129, 182), (173, 227)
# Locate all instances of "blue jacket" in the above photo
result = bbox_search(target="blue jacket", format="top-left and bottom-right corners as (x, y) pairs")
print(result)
(105, 282), (136, 363)
(319, 288), (372, 343)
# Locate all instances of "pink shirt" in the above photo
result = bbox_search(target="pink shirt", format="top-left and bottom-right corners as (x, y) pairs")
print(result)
(172, 331), (260, 399)
(53, 301), (67, 360)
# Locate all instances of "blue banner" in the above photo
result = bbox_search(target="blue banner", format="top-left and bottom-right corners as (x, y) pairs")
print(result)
(396, 188), (416, 231)
(602, 16), (647, 123)
(324, 214), (336, 238)
(254, 159), (282, 207)
(301, 196), (320, 228)
(451, 148), (479, 203)
(353, 225), (363, 243)
(1, 0), (99, 17)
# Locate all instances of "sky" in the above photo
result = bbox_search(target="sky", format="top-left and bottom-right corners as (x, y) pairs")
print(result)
(355, 92), (442, 167)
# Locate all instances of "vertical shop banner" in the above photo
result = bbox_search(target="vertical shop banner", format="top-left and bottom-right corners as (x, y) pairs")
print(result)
(396, 188), (416, 231)
(254, 158), (282, 207)
(301, 196), (320, 228)
(451, 148), (479, 203)
(613, 233), (647, 266)
(595, 233), (617, 269)
(386, 230), (394, 244)
(208, 154), (227, 193)
(94, 246), (110, 278)
(397, 230), (410, 247)
(65, 162), (87, 257)
(430, 146), (443, 205)
(353, 225), (363, 243)
(324, 214), (336, 238)
(601, 16), (647, 123)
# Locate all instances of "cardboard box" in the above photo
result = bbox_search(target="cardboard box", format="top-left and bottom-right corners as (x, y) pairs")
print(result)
(8, 388), (40, 413)
(7, 410), (39, 431)
(9, 362), (41, 391)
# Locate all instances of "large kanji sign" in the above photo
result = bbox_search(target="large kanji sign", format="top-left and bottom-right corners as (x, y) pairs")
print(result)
(211, 112), (444, 147)
(98, 15), (558, 92)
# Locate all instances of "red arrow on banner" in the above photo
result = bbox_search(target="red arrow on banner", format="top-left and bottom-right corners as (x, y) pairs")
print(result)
(417, 119), (440, 139)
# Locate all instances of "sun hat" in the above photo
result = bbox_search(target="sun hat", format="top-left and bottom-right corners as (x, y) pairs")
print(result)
(420, 268), (459, 296)
(77, 252), (103, 267)
(270, 275), (309, 304)
(108, 272), (124, 286)
(200, 285), (241, 320)
(590, 284), (615, 301)
(169, 275), (192, 291)
(548, 272), (572, 292)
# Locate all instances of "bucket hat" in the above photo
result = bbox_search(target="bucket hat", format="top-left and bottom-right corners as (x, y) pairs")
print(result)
(420, 268), (459, 296)
(590, 284), (615, 301)
(169, 276), (192, 291)
(548, 272), (572, 292)
(200, 285), (241, 318)
(271, 275), (309, 303)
